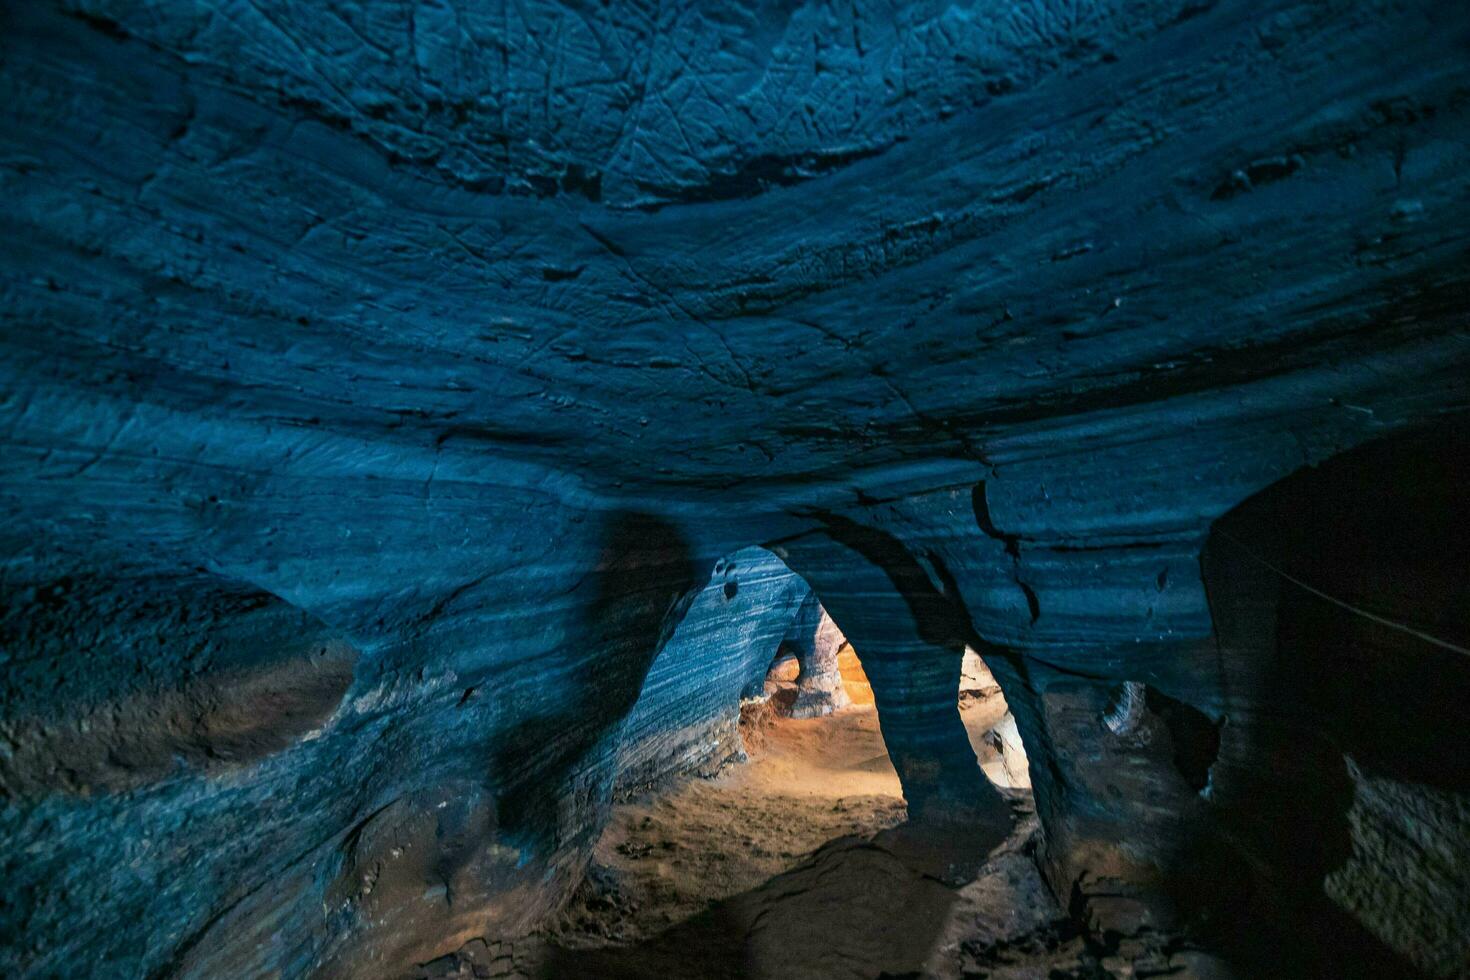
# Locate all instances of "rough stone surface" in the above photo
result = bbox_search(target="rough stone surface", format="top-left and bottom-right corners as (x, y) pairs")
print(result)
(780, 598), (853, 719)
(612, 546), (808, 797)
(3, 0), (1469, 976)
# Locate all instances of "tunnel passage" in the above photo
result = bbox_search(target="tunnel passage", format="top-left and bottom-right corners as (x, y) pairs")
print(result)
(743, 602), (890, 760)
(537, 536), (1052, 979)
(754, 647), (804, 717)
(1200, 420), (1470, 978)
(610, 544), (917, 801)
(754, 591), (858, 720)
(772, 619), (875, 714)
(5, 0), (1470, 973)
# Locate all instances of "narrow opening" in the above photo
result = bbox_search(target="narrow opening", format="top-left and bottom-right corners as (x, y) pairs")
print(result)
(735, 606), (890, 787)
(758, 645), (801, 715)
(958, 646), (1031, 790)
(745, 613), (874, 721)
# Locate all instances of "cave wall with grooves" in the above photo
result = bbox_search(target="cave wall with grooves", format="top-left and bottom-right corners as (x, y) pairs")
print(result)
(2, 0), (1469, 976)
(612, 546), (810, 799)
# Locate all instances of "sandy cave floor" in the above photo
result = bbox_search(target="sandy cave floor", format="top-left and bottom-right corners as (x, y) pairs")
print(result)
(554, 705), (911, 946)
(418, 699), (1226, 979)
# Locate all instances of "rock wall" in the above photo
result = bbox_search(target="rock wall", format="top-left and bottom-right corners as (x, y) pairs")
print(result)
(1201, 420), (1470, 976)
(0, 491), (726, 977)
(3, 0), (1469, 976)
(778, 595), (853, 719)
(612, 547), (810, 797)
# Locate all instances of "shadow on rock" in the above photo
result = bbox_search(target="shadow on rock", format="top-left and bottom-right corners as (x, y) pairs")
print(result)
(535, 807), (1020, 980)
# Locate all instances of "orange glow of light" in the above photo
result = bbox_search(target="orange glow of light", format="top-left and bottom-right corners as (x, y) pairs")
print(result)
(837, 645), (874, 706)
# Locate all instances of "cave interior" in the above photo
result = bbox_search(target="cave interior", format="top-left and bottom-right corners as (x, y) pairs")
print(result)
(1, 1), (1468, 978)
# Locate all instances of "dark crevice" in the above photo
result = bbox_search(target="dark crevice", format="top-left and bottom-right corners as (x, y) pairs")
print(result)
(974, 483), (1041, 625)
(631, 142), (896, 211)
(970, 482), (1022, 557)
(1144, 687), (1221, 792)
(1019, 581), (1041, 626)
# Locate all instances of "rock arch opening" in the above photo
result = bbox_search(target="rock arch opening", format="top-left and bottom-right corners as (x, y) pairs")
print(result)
(543, 546), (914, 956)
(751, 595), (868, 721)
(958, 646), (1031, 791)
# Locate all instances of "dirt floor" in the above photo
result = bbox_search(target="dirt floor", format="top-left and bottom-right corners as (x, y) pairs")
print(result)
(551, 704), (910, 947)
(526, 694), (1093, 979)
(417, 694), (1228, 979)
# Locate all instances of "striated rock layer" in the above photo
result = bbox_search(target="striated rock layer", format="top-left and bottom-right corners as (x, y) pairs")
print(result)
(2, 0), (1469, 976)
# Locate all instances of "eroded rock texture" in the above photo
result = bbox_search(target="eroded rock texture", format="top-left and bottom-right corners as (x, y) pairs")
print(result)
(613, 546), (810, 795)
(766, 594), (853, 718)
(2, 0), (1469, 976)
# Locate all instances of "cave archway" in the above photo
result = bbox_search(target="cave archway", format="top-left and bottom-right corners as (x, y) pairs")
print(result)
(539, 531), (1044, 976)
(756, 644), (804, 716)
(611, 544), (896, 798)
(752, 589), (876, 721)
(772, 522), (1013, 834)
(1200, 419), (1470, 977)
(609, 544), (809, 796)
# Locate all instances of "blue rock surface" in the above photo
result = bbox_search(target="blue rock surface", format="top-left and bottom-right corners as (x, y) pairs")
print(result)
(1, 0), (1468, 976)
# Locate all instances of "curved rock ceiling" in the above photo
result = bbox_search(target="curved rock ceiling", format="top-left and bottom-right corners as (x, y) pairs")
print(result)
(2, 0), (1468, 977)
